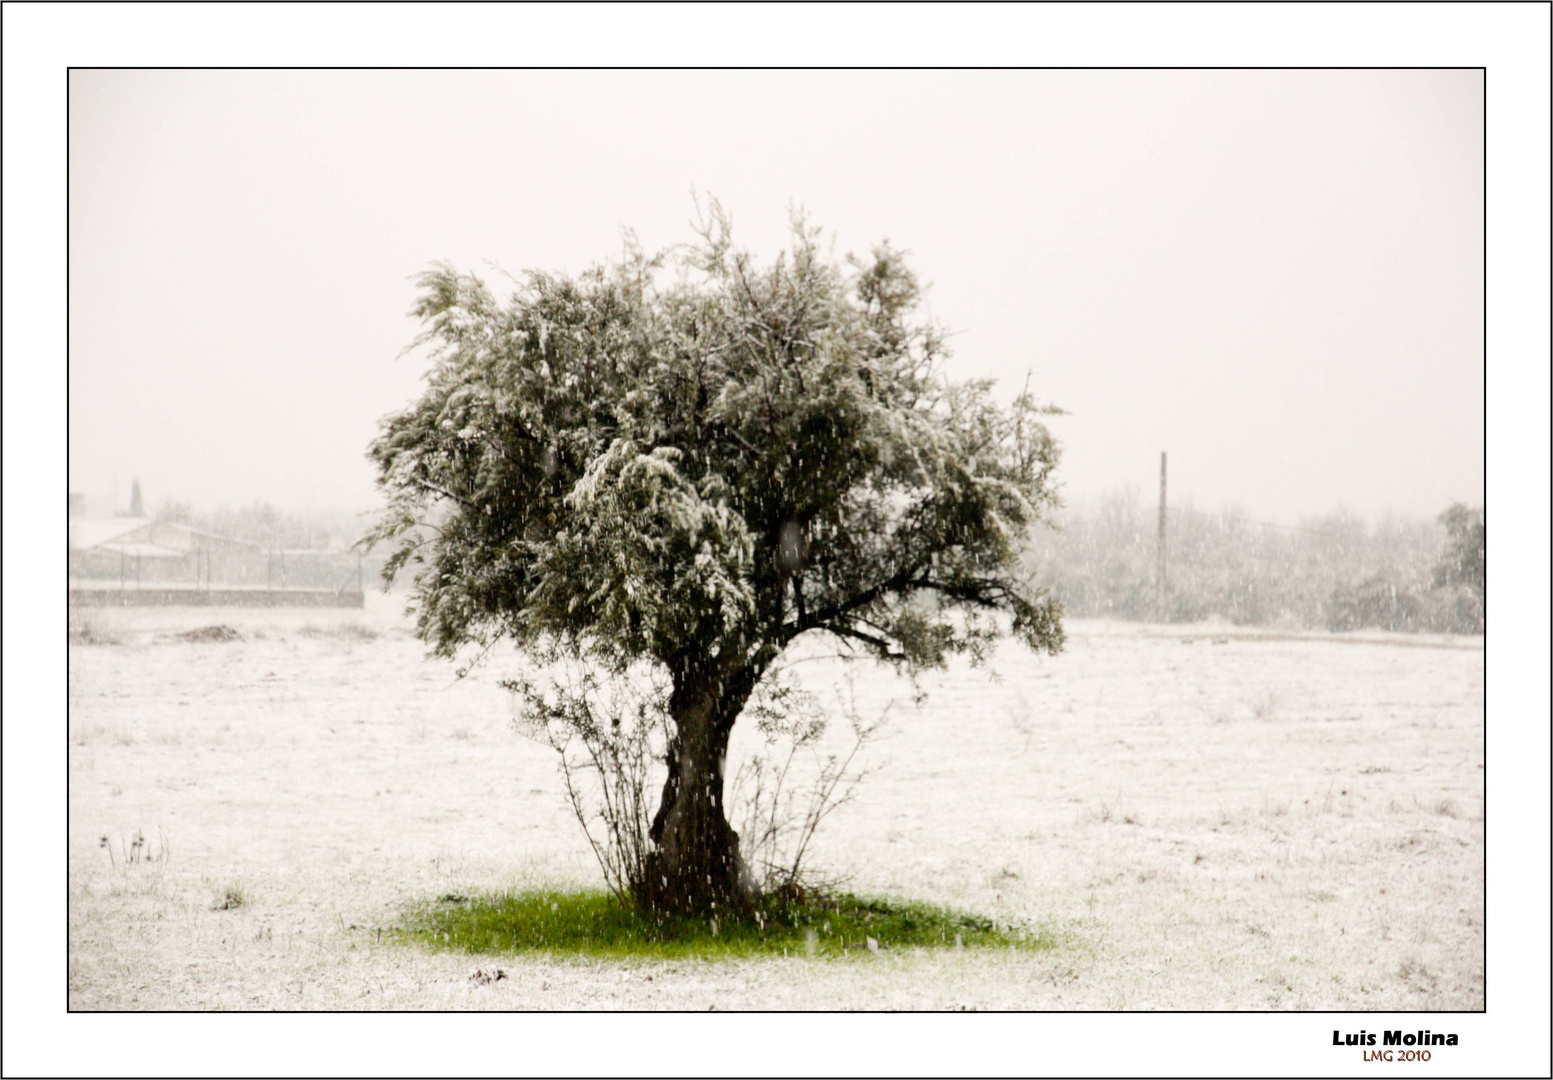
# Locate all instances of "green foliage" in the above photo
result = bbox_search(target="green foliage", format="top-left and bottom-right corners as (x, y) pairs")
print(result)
(367, 201), (1064, 676)
(396, 888), (1055, 960)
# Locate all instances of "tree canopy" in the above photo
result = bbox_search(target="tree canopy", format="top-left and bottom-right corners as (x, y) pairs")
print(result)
(366, 204), (1064, 914)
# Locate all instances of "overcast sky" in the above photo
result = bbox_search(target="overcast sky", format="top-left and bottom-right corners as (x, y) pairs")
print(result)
(68, 68), (1484, 524)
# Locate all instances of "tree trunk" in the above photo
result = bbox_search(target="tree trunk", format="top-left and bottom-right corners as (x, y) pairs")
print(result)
(639, 662), (758, 918)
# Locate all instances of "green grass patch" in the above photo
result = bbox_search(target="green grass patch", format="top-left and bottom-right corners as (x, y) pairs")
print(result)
(395, 888), (1058, 960)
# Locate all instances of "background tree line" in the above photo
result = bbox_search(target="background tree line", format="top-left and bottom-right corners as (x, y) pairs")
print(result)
(1024, 491), (1484, 634)
(155, 498), (364, 553)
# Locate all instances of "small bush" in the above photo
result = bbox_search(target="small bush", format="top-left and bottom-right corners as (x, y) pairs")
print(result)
(509, 663), (886, 915)
(68, 609), (119, 646)
(298, 623), (379, 642)
(184, 625), (242, 643)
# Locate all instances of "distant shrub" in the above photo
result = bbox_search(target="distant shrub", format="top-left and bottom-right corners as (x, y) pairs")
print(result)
(68, 608), (119, 646)
(183, 625), (242, 643)
(1326, 578), (1424, 632)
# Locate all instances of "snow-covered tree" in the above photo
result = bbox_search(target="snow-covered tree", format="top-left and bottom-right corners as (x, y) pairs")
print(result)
(366, 204), (1065, 916)
(1434, 503), (1485, 607)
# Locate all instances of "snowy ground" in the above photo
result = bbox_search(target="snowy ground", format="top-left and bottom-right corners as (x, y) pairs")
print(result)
(67, 596), (1483, 1010)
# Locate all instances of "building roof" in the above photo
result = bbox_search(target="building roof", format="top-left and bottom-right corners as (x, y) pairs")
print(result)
(95, 541), (187, 559)
(69, 517), (152, 551)
(68, 516), (258, 553)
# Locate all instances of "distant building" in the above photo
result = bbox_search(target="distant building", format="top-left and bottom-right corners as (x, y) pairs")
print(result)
(68, 516), (261, 583)
(68, 515), (362, 606)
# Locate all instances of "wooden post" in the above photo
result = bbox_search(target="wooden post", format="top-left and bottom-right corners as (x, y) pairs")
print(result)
(1157, 451), (1167, 619)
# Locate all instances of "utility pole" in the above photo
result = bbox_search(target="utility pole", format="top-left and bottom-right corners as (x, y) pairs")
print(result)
(1157, 451), (1167, 619)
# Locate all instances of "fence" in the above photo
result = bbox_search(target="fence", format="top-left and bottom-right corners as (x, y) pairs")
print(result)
(69, 546), (366, 608)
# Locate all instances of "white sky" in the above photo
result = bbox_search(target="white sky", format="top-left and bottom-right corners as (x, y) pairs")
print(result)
(67, 66), (1484, 523)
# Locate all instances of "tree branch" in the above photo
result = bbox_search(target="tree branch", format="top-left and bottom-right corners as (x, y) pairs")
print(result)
(818, 623), (908, 661)
(415, 479), (476, 510)
(792, 564), (928, 636)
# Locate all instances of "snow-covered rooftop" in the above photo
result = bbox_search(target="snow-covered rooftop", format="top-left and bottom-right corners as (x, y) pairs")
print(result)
(68, 516), (259, 552)
(68, 517), (152, 551)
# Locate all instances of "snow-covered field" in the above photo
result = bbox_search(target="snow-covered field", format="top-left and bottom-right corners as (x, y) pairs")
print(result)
(67, 596), (1483, 1010)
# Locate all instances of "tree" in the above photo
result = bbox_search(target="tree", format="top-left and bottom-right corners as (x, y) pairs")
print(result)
(366, 204), (1065, 917)
(153, 498), (195, 524)
(1434, 502), (1485, 607)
